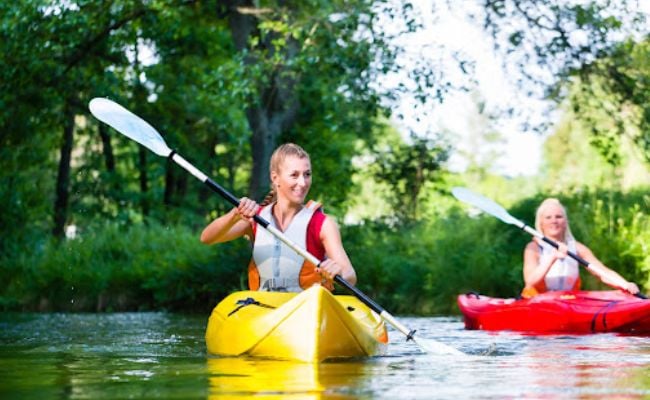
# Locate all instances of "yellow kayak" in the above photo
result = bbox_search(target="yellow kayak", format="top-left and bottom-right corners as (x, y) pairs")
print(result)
(205, 284), (388, 362)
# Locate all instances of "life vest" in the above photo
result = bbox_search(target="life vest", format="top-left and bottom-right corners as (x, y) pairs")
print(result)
(521, 240), (581, 298)
(247, 201), (334, 292)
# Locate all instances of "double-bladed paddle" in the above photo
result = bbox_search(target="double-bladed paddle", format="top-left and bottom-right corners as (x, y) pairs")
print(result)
(88, 97), (465, 356)
(451, 187), (647, 299)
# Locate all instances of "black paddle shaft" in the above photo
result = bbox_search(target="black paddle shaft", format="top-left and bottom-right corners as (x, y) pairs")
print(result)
(203, 177), (270, 229)
(540, 236), (647, 300)
(540, 237), (591, 267)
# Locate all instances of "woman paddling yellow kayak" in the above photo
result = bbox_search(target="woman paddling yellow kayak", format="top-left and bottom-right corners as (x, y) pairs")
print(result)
(200, 143), (387, 361)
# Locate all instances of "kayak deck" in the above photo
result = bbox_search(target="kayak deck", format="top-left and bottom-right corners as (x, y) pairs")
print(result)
(457, 290), (650, 334)
(205, 285), (388, 362)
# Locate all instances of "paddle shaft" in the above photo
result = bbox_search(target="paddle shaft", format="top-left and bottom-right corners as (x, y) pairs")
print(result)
(520, 225), (592, 267)
(171, 152), (419, 339)
(520, 221), (648, 299)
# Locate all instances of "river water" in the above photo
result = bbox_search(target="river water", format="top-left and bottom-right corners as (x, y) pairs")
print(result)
(1, 312), (649, 399)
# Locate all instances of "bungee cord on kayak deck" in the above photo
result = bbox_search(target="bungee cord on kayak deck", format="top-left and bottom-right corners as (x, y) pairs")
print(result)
(227, 297), (276, 317)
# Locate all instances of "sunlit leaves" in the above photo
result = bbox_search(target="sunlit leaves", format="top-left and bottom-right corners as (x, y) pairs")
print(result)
(370, 133), (449, 222)
(569, 38), (650, 165)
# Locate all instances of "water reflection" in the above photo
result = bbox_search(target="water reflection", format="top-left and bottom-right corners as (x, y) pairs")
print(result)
(1, 313), (650, 399)
(514, 335), (650, 399)
(207, 357), (367, 399)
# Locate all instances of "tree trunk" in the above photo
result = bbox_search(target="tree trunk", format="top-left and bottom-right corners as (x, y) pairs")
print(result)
(247, 107), (278, 200)
(138, 146), (149, 217)
(164, 159), (175, 206)
(225, 0), (300, 200)
(52, 101), (75, 238)
(176, 170), (188, 201)
(98, 123), (115, 172)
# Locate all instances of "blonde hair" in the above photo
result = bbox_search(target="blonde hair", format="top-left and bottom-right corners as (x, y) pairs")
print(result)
(260, 143), (311, 206)
(534, 198), (575, 243)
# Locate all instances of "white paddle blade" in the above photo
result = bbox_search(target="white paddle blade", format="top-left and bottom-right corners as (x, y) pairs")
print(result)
(413, 338), (468, 357)
(89, 98), (172, 157)
(451, 187), (523, 227)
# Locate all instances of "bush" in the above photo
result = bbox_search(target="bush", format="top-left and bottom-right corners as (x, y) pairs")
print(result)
(0, 221), (249, 312)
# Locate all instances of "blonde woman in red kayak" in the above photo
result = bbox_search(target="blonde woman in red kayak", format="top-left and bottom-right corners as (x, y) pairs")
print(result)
(200, 143), (356, 292)
(522, 198), (639, 298)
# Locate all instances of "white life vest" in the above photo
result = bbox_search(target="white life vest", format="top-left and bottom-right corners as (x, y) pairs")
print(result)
(540, 240), (580, 291)
(252, 202), (321, 292)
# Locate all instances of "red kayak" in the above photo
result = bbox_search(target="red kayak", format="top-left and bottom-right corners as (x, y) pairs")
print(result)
(457, 290), (650, 334)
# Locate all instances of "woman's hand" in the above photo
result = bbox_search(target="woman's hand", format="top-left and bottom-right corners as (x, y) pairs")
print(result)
(552, 242), (568, 260)
(317, 259), (343, 281)
(235, 197), (259, 222)
(621, 281), (640, 295)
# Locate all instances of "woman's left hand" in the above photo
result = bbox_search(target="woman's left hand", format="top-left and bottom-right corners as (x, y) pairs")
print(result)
(317, 259), (343, 281)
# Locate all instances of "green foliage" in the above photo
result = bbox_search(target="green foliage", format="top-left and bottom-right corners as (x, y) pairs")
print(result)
(569, 38), (650, 166)
(540, 108), (650, 192)
(370, 135), (449, 222)
(483, 0), (647, 88)
(346, 212), (525, 315)
(558, 188), (650, 290)
(0, 222), (248, 312)
(0, 0), (427, 244)
(1, 187), (648, 314)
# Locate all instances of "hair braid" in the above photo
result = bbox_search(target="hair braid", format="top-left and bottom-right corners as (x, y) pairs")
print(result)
(260, 187), (276, 207)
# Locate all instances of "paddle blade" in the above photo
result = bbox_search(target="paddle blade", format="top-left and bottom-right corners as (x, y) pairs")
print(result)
(413, 338), (467, 357)
(451, 187), (523, 227)
(89, 98), (172, 157)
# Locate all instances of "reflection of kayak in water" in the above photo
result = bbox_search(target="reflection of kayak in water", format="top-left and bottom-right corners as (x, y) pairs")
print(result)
(207, 357), (365, 399)
(207, 358), (321, 398)
(205, 285), (388, 362)
(458, 290), (650, 334)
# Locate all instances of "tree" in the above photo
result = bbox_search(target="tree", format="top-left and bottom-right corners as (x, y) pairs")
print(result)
(568, 39), (650, 165)
(218, 1), (422, 202)
(1, 0), (432, 243)
(480, 0), (650, 164)
(371, 135), (449, 222)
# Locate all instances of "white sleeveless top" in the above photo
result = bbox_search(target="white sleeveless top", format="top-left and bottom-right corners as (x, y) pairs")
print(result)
(252, 202), (318, 292)
(539, 240), (579, 291)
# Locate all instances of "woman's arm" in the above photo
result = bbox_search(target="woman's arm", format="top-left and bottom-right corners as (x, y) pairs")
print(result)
(318, 216), (357, 285)
(200, 198), (257, 245)
(523, 240), (567, 288)
(577, 242), (639, 294)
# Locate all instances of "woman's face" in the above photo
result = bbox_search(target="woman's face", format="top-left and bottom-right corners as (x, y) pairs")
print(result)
(540, 203), (567, 239)
(272, 155), (312, 205)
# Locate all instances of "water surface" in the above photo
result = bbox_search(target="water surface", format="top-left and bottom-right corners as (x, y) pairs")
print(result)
(1, 313), (649, 399)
